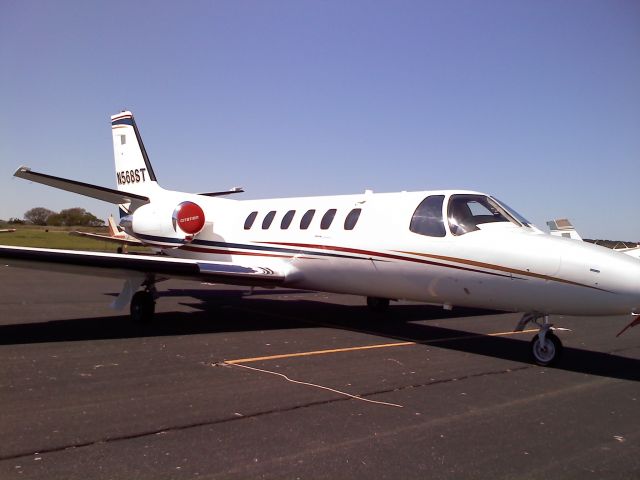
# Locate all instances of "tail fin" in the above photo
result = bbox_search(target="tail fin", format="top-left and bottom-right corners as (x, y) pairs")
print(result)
(111, 111), (162, 196)
(107, 215), (121, 237)
(112, 111), (163, 215)
(546, 218), (583, 241)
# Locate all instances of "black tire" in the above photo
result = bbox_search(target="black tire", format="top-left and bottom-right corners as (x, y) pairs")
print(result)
(530, 332), (562, 366)
(366, 297), (390, 313)
(130, 291), (155, 323)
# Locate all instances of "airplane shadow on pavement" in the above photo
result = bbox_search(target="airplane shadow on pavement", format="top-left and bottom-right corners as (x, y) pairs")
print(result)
(0, 288), (638, 382)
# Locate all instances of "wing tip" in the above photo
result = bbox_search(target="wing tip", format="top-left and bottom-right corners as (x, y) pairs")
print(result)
(14, 165), (31, 177)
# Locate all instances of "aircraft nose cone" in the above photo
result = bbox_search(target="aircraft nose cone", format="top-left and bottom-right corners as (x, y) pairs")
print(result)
(555, 237), (640, 315)
(609, 252), (640, 312)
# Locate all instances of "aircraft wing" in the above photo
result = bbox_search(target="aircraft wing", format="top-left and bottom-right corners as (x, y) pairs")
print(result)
(69, 231), (143, 246)
(0, 246), (285, 287)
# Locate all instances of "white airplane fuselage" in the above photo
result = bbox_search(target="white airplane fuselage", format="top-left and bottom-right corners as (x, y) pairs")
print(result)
(126, 187), (640, 317)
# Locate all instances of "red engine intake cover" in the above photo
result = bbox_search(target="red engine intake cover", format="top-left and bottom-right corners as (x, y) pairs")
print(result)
(172, 201), (205, 235)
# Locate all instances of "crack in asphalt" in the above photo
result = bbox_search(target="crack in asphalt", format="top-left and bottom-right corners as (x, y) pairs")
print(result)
(0, 363), (531, 462)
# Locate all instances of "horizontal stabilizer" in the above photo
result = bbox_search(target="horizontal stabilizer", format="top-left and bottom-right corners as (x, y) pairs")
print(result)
(197, 187), (245, 197)
(14, 166), (149, 205)
(0, 245), (285, 287)
(69, 231), (143, 246)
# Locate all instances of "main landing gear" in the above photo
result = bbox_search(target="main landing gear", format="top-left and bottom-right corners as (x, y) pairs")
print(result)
(516, 312), (564, 366)
(366, 297), (390, 313)
(120, 275), (157, 324)
(131, 289), (156, 323)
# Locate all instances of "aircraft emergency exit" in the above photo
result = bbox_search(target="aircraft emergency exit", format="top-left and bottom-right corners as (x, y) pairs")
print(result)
(2, 111), (639, 366)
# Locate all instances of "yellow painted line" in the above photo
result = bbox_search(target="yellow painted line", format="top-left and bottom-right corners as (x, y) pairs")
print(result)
(225, 328), (539, 365)
(225, 342), (415, 364)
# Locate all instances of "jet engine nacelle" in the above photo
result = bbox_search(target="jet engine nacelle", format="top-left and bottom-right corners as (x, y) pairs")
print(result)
(122, 201), (206, 247)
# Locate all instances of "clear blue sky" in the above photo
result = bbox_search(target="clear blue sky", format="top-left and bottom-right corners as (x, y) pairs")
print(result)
(1, 0), (638, 240)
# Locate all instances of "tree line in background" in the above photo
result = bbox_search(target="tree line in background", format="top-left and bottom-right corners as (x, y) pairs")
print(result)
(5, 207), (105, 227)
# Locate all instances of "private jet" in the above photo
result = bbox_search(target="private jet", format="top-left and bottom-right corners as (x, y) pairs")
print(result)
(1, 111), (639, 366)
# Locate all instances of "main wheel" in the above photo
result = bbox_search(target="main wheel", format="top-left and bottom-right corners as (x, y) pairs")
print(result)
(530, 332), (562, 366)
(131, 291), (155, 323)
(366, 297), (390, 313)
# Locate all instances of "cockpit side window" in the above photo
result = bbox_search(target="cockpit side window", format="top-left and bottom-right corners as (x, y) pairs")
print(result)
(448, 194), (513, 236)
(409, 195), (446, 237)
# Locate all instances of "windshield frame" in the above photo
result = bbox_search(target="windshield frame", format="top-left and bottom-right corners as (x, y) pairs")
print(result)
(489, 197), (533, 227)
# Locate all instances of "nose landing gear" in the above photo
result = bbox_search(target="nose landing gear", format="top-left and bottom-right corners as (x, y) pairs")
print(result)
(530, 330), (562, 366)
(516, 312), (564, 366)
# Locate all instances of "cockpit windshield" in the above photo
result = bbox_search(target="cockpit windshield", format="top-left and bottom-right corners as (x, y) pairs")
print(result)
(490, 197), (533, 227)
(448, 194), (526, 236)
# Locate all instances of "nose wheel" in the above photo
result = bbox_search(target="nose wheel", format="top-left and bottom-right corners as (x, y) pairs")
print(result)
(516, 312), (564, 366)
(530, 330), (562, 366)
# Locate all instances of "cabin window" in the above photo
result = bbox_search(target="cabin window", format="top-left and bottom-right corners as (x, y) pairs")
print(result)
(447, 194), (513, 236)
(244, 211), (258, 230)
(300, 209), (316, 229)
(410, 195), (446, 237)
(281, 210), (295, 229)
(262, 210), (276, 229)
(344, 208), (361, 230)
(320, 209), (337, 230)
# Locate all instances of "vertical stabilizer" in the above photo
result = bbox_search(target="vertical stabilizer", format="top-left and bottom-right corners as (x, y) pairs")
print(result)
(107, 215), (120, 237)
(111, 111), (162, 195)
(111, 111), (162, 215)
(547, 218), (583, 241)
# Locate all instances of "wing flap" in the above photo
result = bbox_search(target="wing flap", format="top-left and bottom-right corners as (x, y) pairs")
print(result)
(0, 246), (285, 287)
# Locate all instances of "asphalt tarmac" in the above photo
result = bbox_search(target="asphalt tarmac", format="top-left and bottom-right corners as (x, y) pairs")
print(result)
(0, 267), (638, 479)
